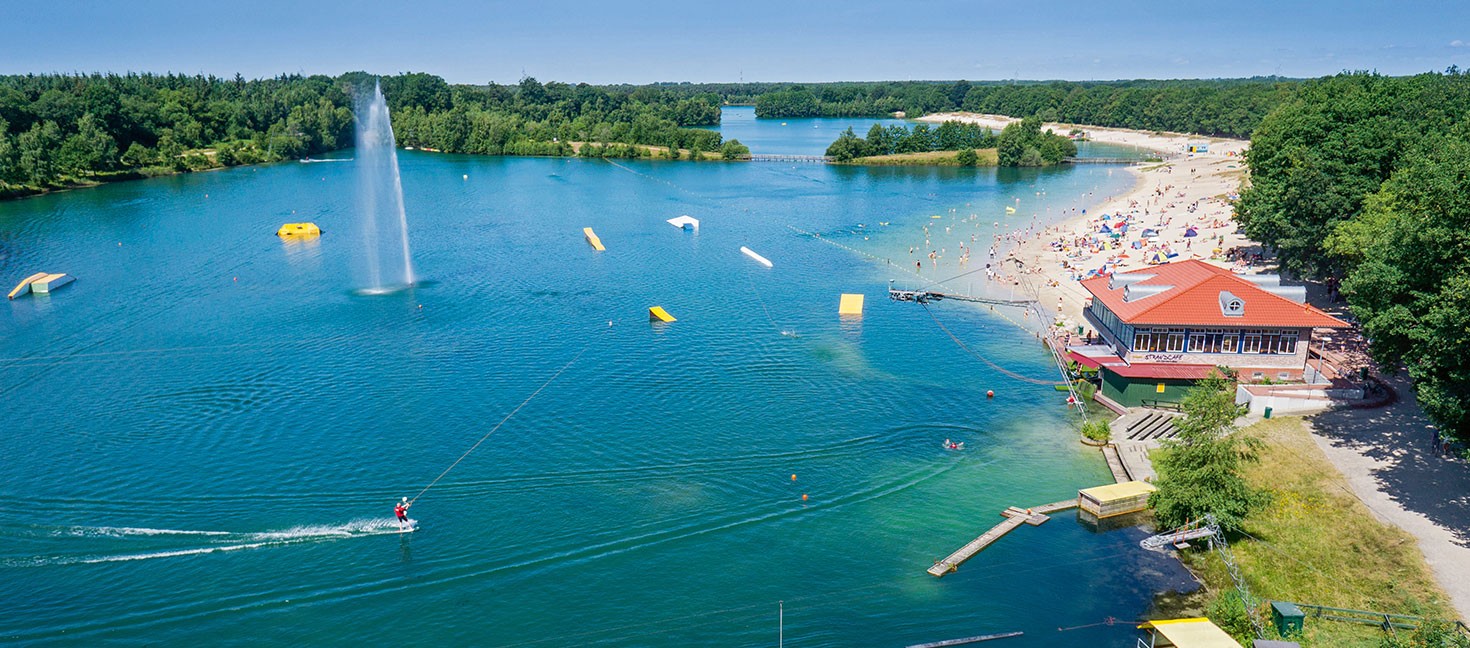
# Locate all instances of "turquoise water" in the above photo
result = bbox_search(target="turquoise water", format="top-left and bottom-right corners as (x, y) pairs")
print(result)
(1, 112), (1192, 645)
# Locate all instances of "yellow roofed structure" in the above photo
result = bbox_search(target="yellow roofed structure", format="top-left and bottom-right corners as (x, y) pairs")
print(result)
(1079, 480), (1157, 518)
(1080, 480), (1157, 501)
(838, 293), (864, 316)
(277, 222), (321, 237)
(1137, 618), (1241, 648)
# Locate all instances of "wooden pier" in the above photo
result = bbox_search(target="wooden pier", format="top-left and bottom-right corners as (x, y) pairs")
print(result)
(1101, 444), (1130, 482)
(927, 498), (1079, 577)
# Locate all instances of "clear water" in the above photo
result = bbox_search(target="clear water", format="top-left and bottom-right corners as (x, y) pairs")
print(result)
(0, 110), (1193, 646)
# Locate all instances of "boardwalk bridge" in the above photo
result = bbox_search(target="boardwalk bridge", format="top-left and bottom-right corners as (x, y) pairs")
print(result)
(747, 154), (833, 163)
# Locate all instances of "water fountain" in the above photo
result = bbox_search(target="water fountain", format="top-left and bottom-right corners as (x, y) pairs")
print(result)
(355, 80), (416, 292)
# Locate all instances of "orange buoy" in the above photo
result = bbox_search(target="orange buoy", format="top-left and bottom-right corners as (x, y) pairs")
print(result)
(801, 494), (808, 501)
(791, 474), (797, 482)
(986, 390), (995, 398)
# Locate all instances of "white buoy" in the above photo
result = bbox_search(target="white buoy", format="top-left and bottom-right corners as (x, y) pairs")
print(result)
(740, 246), (773, 268)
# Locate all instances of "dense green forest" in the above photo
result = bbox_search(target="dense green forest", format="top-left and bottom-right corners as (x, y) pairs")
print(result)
(825, 116), (1075, 166)
(1235, 69), (1470, 436)
(0, 72), (733, 197)
(825, 121), (997, 162)
(753, 78), (1297, 138)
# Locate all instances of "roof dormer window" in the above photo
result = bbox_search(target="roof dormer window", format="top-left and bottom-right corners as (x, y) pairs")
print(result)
(1220, 291), (1244, 317)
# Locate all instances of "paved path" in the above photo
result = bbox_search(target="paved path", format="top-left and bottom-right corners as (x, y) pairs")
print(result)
(1306, 377), (1470, 620)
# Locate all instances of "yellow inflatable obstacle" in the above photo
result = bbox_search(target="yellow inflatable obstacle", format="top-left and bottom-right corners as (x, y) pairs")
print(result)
(8, 272), (49, 300)
(584, 227), (605, 251)
(277, 222), (321, 237)
(838, 293), (864, 316)
(648, 306), (676, 322)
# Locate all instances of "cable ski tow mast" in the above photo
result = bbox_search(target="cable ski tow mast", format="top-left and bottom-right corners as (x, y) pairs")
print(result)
(1141, 515), (1267, 641)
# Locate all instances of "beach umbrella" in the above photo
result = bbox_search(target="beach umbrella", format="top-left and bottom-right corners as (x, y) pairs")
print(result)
(1184, 227), (1199, 237)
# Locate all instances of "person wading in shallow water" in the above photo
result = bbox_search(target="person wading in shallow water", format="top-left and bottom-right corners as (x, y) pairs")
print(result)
(394, 497), (412, 529)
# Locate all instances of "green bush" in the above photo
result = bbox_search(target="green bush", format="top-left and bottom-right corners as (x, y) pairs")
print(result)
(1081, 419), (1111, 442)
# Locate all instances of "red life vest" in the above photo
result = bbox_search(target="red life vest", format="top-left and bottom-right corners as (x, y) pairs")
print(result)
(394, 503), (406, 517)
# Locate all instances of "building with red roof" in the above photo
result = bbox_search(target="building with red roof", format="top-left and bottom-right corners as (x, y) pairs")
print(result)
(1078, 260), (1348, 408)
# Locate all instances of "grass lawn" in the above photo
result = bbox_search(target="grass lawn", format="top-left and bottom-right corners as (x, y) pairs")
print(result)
(1161, 417), (1457, 646)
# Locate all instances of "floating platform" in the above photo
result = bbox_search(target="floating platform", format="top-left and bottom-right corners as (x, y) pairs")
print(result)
(1079, 481), (1156, 519)
(583, 227), (605, 251)
(9, 272), (74, 298)
(928, 498), (1079, 577)
(30, 273), (74, 294)
(648, 306), (676, 322)
(838, 293), (864, 316)
(277, 222), (321, 237)
(667, 215), (699, 231)
(8, 272), (50, 300)
(740, 246), (773, 268)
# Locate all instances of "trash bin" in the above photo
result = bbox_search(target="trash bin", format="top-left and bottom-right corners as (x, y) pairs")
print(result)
(1271, 601), (1305, 636)
(1264, 406), (1273, 419)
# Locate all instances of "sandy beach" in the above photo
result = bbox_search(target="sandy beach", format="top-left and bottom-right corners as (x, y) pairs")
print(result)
(918, 114), (1470, 619)
(919, 112), (1255, 330)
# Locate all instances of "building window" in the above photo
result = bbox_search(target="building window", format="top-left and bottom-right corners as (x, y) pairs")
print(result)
(1221, 331), (1239, 353)
(1276, 330), (1299, 354)
(1133, 328), (1169, 352)
(1188, 329), (1227, 353)
(1166, 328), (1186, 353)
(1241, 329), (1263, 354)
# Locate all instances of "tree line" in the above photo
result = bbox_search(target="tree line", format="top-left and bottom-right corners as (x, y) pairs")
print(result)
(0, 72), (735, 197)
(825, 116), (1074, 166)
(1235, 69), (1470, 438)
(751, 78), (1296, 138)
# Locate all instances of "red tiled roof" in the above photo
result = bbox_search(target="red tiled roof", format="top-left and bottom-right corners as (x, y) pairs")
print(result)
(1080, 260), (1348, 328)
(1103, 363), (1223, 380)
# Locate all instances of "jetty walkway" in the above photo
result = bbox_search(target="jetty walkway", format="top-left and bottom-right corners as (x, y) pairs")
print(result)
(927, 498), (1079, 577)
(748, 154), (832, 163)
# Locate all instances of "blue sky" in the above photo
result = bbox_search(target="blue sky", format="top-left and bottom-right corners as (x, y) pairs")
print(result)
(4, 0), (1467, 83)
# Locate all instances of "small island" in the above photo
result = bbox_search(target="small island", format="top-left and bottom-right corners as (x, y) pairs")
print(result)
(824, 116), (1076, 166)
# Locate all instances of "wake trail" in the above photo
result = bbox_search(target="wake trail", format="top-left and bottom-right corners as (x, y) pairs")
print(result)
(12, 518), (409, 567)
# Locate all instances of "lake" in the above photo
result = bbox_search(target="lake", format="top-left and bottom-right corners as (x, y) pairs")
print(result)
(0, 108), (1192, 646)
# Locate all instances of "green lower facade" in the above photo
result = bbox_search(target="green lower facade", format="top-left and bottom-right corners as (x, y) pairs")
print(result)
(1099, 368), (1201, 408)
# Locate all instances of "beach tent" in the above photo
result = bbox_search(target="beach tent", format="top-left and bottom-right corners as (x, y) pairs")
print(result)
(1142, 228), (1160, 238)
(1184, 227), (1199, 238)
(1099, 224), (1113, 234)
(1148, 252), (1166, 264)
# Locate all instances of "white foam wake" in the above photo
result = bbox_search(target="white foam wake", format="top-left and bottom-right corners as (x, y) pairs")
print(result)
(19, 518), (410, 566)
